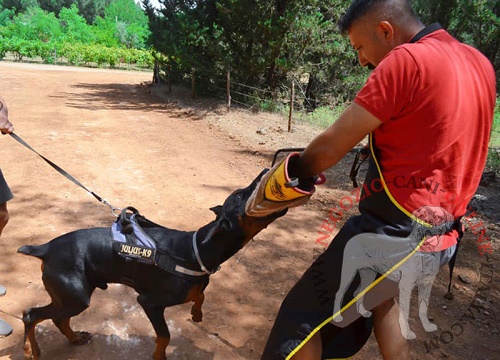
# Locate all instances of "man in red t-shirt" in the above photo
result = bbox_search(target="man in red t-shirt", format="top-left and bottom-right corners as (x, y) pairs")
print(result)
(261, 0), (496, 359)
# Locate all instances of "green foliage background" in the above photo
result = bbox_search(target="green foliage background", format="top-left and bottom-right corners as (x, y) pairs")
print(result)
(0, 0), (498, 154)
(144, 0), (499, 112)
(1, 0), (497, 108)
(0, 0), (154, 67)
(143, 0), (499, 168)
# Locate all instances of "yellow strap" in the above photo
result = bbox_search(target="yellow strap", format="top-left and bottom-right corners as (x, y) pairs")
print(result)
(286, 135), (433, 359)
(285, 234), (426, 359)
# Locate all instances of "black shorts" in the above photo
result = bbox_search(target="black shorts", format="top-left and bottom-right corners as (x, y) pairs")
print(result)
(261, 214), (404, 360)
(262, 156), (460, 359)
(0, 169), (13, 204)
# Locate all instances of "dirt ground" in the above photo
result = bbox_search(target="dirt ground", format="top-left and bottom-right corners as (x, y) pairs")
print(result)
(0, 61), (498, 360)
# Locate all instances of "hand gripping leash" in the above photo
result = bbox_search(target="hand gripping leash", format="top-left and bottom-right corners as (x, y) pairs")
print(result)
(9, 133), (122, 216)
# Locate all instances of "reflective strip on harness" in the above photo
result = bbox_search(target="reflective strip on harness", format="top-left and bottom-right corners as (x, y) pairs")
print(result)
(111, 217), (156, 263)
(112, 215), (157, 249)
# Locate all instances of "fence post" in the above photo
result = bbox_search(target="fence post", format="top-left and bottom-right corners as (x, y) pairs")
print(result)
(288, 82), (294, 132)
(168, 65), (172, 93)
(191, 68), (196, 99)
(226, 69), (231, 111)
(153, 59), (160, 84)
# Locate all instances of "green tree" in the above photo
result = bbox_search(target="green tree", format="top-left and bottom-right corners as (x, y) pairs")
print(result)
(0, 0), (113, 23)
(93, 0), (150, 48)
(0, 0), (39, 14)
(146, 0), (363, 104)
(59, 4), (94, 43)
(3, 5), (61, 41)
(146, 0), (215, 85)
(0, 7), (15, 26)
(412, 0), (500, 88)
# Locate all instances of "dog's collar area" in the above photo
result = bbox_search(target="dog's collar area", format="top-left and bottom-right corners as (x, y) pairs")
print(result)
(193, 232), (221, 275)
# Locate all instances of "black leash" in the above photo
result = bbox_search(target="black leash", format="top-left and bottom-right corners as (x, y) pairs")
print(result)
(9, 132), (121, 216)
(349, 147), (370, 188)
(445, 218), (464, 300)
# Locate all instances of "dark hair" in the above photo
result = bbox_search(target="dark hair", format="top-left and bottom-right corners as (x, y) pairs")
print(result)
(338, 0), (419, 34)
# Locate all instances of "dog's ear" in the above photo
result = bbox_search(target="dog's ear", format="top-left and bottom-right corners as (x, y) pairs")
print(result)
(216, 216), (232, 232)
(210, 205), (223, 216)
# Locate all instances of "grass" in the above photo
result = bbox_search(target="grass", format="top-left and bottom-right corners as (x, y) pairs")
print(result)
(294, 105), (345, 128)
(490, 101), (500, 147)
(486, 100), (500, 172)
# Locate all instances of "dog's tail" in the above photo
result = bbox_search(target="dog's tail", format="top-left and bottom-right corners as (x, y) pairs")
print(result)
(18, 244), (48, 259)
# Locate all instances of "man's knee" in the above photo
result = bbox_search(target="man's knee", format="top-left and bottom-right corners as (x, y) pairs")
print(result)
(290, 332), (322, 360)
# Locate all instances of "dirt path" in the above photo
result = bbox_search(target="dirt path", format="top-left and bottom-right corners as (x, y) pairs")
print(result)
(0, 62), (498, 360)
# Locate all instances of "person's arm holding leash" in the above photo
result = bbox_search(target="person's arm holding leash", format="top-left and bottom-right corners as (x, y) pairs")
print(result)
(0, 94), (14, 338)
(0, 95), (14, 134)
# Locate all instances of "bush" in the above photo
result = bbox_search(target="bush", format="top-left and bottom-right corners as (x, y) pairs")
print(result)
(0, 37), (154, 69)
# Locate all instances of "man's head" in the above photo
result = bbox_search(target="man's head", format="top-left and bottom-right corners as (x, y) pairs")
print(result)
(338, 0), (423, 68)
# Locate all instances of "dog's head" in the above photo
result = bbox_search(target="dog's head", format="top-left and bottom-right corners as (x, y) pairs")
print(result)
(206, 170), (287, 259)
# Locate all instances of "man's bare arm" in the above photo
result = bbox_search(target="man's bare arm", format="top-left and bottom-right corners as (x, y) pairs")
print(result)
(293, 102), (381, 178)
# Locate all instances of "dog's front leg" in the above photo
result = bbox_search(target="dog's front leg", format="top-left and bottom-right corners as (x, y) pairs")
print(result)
(355, 268), (377, 318)
(333, 262), (358, 323)
(137, 295), (170, 360)
(417, 277), (438, 333)
(397, 274), (417, 340)
(191, 292), (204, 322)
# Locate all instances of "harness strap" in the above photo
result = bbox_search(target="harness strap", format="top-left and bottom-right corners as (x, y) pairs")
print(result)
(445, 217), (464, 299)
(349, 147), (370, 188)
(154, 248), (208, 277)
(113, 208), (210, 278)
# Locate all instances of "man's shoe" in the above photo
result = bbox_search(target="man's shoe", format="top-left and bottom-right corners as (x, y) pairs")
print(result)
(0, 284), (6, 296)
(0, 318), (13, 337)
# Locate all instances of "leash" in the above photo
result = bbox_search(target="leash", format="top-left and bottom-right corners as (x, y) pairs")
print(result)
(9, 132), (121, 216)
(349, 146), (370, 188)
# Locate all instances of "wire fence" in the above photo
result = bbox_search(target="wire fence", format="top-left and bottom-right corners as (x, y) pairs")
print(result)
(160, 66), (499, 172)
(163, 67), (334, 121)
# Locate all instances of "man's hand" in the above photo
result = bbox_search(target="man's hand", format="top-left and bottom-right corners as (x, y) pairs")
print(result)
(245, 153), (325, 217)
(0, 98), (14, 134)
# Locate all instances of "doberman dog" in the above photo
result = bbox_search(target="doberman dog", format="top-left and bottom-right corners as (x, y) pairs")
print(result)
(18, 170), (286, 360)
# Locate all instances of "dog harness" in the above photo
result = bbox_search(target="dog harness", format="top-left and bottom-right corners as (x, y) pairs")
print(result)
(111, 207), (211, 279)
(111, 211), (156, 263)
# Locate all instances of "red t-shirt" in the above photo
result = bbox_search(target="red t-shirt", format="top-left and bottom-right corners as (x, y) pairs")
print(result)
(354, 28), (496, 250)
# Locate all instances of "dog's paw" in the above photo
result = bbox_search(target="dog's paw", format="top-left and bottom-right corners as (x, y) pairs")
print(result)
(191, 306), (203, 323)
(357, 303), (372, 318)
(153, 350), (167, 360)
(402, 329), (417, 340)
(423, 322), (438, 332)
(332, 314), (343, 323)
(23, 341), (40, 359)
(361, 310), (372, 318)
(70, 331), (92, 345)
